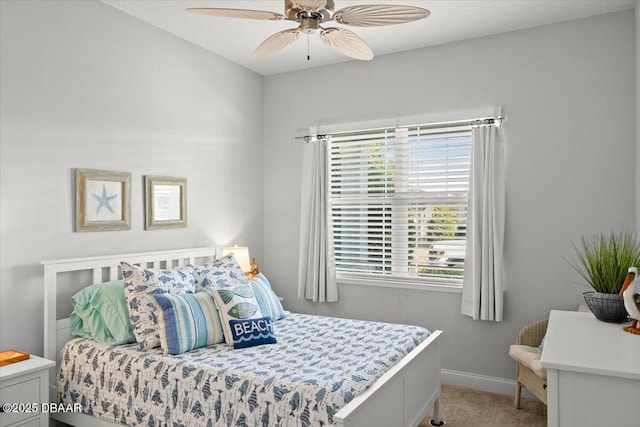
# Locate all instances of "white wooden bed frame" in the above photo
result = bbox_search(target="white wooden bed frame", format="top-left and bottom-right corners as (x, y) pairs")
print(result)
(42, 247), (444, 427)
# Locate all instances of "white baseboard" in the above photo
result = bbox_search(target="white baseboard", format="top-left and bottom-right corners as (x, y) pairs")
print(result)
(441, 369), (535, 400)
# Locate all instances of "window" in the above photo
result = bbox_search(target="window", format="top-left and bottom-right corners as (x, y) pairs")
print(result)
(329, 122), (472, 287)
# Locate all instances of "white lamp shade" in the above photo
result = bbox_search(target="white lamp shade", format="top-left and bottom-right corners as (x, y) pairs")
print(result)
(223, 246), (251, 273)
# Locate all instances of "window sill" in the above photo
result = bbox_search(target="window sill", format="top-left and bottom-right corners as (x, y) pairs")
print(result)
(337, 276), (463, 294)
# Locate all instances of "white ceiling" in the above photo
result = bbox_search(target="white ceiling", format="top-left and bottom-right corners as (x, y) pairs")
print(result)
(101, 0), (637, 76)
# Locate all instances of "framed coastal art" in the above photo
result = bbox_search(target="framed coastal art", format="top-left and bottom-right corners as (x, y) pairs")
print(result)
(145, 175), (187, 230)
(75, 169), (131, 232)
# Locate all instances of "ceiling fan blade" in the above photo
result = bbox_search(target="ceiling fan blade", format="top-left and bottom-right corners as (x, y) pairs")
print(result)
(293, 0), (328, 11)
(186, 8), (285, 21)
(332, 5), (430, 27)
(320, 27), (373, 60)
(254, 28), (302, 58)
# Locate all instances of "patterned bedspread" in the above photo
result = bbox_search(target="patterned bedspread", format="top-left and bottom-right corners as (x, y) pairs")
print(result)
(58, 313), (430, 426)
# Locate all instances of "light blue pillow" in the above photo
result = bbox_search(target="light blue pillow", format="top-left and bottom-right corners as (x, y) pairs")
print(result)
(229, 316), (277, 349)
(250, 274), (287, 321)
(149, 292), (224, 355)
(539, 335), (546, 351)
(70, 280), (135, 346)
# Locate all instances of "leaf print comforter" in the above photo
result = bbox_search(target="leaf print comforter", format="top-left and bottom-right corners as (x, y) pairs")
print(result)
(58, 313), (430, 426)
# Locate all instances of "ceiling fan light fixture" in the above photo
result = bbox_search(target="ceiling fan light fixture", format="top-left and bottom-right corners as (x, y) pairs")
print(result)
(300, 17), (320, 34)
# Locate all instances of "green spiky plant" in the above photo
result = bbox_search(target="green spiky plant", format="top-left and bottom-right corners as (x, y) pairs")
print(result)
(568, 230), (640, 294)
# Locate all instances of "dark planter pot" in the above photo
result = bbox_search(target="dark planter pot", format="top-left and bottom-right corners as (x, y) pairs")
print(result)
(583, 291), (629, 323)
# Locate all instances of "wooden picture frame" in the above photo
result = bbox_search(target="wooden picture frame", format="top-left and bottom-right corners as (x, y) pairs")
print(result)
(145, 175), (187, 230)
(76, 169), (131, 232)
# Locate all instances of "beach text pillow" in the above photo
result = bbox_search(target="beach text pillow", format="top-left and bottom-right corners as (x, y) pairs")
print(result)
(228, 316), (277, 349)
(209, 282), (276, 348)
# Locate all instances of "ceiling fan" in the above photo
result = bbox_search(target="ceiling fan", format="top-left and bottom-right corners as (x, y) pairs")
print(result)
(186, 0), (431, 61)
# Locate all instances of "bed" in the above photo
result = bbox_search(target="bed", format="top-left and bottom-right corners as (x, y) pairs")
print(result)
(42, 247), (444, 427)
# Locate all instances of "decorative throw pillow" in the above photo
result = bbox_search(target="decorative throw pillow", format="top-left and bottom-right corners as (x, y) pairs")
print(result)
(121, 262), (197, 350)
(209, 282), (276, 348)
(190, 254), (248, 289)
(228, 316), (277, 349)
(149, 292), (224, 355)
(250, 274), (287, 321)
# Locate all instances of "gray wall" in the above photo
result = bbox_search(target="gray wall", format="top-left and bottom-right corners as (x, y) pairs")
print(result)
(1, 0), (637, 385)
(0, 1), (264, 355)
(263, 11), (637, 381)
(637, 5), (640, 228)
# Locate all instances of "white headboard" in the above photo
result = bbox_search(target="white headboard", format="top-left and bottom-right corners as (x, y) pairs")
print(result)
(41, 247), (216, 401)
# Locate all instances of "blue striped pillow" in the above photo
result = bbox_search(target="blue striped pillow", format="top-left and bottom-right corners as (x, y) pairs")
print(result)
(149, 292), (224, 355)
(250, 274), (287, 321)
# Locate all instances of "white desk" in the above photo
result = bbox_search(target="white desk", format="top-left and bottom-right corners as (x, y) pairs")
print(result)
(541, 310), (640, 427)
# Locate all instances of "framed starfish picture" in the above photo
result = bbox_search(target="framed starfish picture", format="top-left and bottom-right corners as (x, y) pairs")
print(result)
(76, 169), (131, 232)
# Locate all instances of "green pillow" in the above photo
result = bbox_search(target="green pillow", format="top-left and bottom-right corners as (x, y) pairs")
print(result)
(70, 280), (135, 345)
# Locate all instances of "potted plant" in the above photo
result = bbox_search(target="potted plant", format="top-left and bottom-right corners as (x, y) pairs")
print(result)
(568, 230), (640, 322)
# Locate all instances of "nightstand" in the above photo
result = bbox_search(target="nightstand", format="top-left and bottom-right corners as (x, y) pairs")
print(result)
(0, 355), (55, 427)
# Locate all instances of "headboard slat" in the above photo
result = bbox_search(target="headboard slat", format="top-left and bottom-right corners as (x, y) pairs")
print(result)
(92, 268), (101, 284)
(109, 265), (118, 281)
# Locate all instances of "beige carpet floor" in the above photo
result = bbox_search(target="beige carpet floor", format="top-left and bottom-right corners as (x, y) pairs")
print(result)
(420, 384), (547, 427)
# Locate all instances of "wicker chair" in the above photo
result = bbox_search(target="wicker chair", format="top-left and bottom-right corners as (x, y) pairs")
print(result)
(509, 318), (548, 408)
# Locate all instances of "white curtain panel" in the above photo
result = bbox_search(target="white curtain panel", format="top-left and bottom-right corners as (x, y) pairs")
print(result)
(461, 124), (505, 321)
(298, 138), (338, 302)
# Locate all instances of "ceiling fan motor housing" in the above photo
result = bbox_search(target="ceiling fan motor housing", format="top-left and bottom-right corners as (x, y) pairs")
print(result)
(285, 0), (334, 21)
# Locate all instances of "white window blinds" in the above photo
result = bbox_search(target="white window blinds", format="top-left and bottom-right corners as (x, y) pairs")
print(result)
(329, 122), (472, 286)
